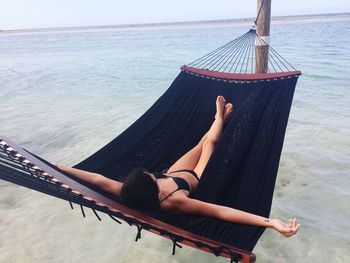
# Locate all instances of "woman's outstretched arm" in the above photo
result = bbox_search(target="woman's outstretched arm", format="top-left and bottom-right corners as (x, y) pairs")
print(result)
(174, 196), (300, 237)
(54, 163), (123, 196)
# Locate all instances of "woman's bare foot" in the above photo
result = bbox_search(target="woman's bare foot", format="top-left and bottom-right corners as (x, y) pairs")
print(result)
(215, 96), (226, 120)
(223, 103), (233, 121)
(270, 218), (301, 237)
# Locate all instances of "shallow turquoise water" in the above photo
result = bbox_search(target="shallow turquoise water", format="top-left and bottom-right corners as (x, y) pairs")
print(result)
(0, 16), (349, 262)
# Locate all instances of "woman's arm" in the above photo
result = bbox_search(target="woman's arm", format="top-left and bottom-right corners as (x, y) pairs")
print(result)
(54, 163), (122, 196)
(174, 197), (300, 237)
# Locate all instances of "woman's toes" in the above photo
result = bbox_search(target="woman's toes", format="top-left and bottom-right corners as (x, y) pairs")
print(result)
(226, 103), (233, 112)
(216, 96), (225, 117)
(217, 96), (225, 105)
(223, 103), (233, 120)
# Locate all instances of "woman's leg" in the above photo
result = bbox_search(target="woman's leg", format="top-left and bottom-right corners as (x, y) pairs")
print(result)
(194, 100), (233, 178)
(167, 96), (232, 174)
(166, 132), (208, 173)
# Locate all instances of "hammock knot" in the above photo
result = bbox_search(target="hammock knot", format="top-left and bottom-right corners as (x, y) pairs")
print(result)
(135, 225), (143, 242)
(171, 238), (183, 256)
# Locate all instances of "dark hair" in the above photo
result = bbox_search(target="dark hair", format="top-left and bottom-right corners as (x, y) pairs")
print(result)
(121, 168), (160, 212)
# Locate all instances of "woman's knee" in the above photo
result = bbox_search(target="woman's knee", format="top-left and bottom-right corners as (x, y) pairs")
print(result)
(203, 137), (217, 147)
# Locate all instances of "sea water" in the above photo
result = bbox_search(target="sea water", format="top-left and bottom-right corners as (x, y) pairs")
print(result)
(0, 15), (349, 263)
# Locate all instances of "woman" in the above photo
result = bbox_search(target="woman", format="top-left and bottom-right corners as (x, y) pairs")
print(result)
(55, 96), (300, 237)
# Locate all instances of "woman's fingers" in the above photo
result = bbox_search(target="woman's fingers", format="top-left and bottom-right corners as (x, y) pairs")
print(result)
(290, 218), (297, 230)
(285, 218), (300, 236)
(272, 218), (301, 237)
(293, 223), (301, 232)
(288, 218), (297, 228)
(288, 223), (301, 237)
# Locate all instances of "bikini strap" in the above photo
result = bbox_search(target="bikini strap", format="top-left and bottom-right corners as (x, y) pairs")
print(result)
(167, 169), (199, 180)
(159, 188), (180, 203)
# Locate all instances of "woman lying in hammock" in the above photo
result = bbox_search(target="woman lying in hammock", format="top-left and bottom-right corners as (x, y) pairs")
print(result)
(55, 96), (300, 238)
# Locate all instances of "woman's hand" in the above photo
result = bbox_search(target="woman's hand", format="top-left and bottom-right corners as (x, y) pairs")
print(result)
(53, 163), (65, 170)
(270, 218), (301, 237)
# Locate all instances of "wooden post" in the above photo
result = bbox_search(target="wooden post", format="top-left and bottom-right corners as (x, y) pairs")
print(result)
(255, 0), (271, 73)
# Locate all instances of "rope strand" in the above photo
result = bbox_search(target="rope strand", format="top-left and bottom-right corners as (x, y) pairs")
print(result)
(254, 0), (266, 25)
(186, 29), (297, 74)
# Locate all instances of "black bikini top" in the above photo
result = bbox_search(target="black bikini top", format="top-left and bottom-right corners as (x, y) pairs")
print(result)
(152, 169), (199, 203)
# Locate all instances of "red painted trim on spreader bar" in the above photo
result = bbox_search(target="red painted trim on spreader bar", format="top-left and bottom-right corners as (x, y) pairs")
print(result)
(181, 65), (301, 81)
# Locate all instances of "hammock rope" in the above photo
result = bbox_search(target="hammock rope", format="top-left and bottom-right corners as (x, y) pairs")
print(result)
(188, 29), (296, 74)
(254, 0), (266, 26)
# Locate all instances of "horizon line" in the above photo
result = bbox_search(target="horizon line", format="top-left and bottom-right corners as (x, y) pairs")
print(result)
(1, 12), (350, 33)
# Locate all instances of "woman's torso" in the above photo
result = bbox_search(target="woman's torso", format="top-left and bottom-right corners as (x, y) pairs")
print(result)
(153, 169), (199, 211)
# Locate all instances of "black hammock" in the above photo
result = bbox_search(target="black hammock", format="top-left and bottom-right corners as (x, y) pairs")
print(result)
(0, 28), (300, 263)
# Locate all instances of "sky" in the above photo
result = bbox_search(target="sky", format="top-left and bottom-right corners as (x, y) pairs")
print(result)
(0, 0), (349, 30)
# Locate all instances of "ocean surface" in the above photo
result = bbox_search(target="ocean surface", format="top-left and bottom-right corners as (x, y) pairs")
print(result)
(0, 14), (350, 263)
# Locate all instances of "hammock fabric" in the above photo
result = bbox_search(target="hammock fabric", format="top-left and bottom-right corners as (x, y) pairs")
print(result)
(0, 28), (300, 263)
